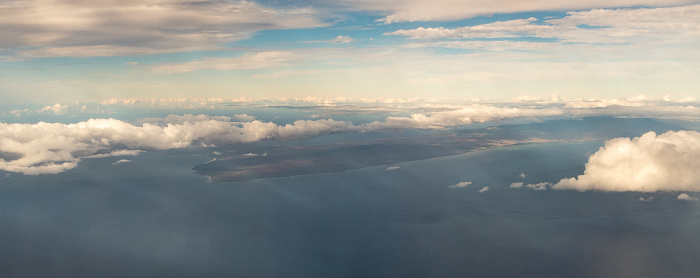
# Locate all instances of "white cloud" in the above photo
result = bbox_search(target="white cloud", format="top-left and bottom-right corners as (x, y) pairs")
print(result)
(554, 130), (700, 192)
(386, 5), (700, 45)
(10, 109), (30, 117)
(0, 116), (357, 175)
(342, 0), (698, 23)
(41, 103), (68, 115)
(363, 105), (562, 129)
(3, 99), (698, 175)
(546, 5), (700, 44)
(82, 150), (144, 159)
(387, 17), (559, 39)
(241, 153), (258, 157)
(450, 181), (472, 188)
(113, 159), (131, 165)
(479, 186), (490, 193)
(99, 97), (231, 109)
(2, 0), (327, 57)
(233, 114), (256, 122)
(526, 182), (550, 191)
(331, 35), (354, 44)
(562, 97), (700, 121)
(406, 40), (553, 51)
(162, 114), (233, 124)
(13, 95), (700, 122)
(509, 182), (524, 188)
(677, 193), (698, 201)
(639, 197), (654, 201)
(385, 166), (400, 170)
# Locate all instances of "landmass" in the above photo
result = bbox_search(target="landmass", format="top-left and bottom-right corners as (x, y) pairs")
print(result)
(194, 117), (684, 182)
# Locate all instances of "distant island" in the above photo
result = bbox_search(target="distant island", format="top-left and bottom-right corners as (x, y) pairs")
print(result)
(194, 117), (681, 182)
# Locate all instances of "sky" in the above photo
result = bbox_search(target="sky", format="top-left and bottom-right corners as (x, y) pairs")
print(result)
(1, 0), (699, 104)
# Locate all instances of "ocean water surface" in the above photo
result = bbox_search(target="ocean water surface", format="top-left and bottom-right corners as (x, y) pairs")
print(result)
(2, 138), (699, 277)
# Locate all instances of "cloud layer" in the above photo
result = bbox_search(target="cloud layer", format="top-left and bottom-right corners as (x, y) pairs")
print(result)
(345, 0), (699, 23)
(554, 130), (700, 192)
(388, 5), (700, 44)
(363, 105), (562, 129)
(0, 116), (355, 174)
(146, 52), (299, 74)
(1, 0), (326, 57)
(1, 104), (555, 174)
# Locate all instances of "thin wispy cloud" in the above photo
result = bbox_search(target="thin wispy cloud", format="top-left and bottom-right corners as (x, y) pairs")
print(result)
(526, 183), (549, 191)
(145, 52), (299, 74)
(2, 0), (327, 57)
(344, 0), (698, 23)
(307, 36), (355, 44)
(113, 159), (131, 165)
(510, 182), (524, 188)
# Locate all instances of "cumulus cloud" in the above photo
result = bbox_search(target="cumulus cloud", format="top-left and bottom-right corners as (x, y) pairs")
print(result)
(554, 130), (700, 192)
(8, 99), (696, 176)
(84, 95), (700, 121)
(363, 105), (562, 129)
(4, 105), (559, 175)
(113, 159), (131, 165)
(331, 35), (354, 44)
(385, 166), (400, 171)
(233, 114), (256, 122)
(509, 182), (524, 188)
(151, 114), (233, 125)
(2, 0), (326, 57)
(0, 116), (357, 175)
(526, 182), (550, 191)
(450, 181), (472, 188)
(41, 103), (69, 115)
(479, 186), (490, 193)
(677, 193), (698, 201)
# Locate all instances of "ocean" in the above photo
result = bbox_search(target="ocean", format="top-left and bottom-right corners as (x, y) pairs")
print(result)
(2, 140), (699, 277)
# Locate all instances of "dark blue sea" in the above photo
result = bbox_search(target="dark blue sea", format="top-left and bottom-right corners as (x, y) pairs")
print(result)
(2, 139), (699, 277)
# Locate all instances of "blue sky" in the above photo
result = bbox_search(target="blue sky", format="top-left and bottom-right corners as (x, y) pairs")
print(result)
(1, 0), (699, 104)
